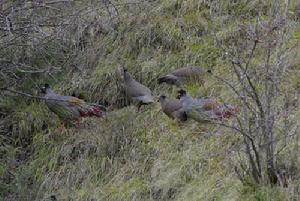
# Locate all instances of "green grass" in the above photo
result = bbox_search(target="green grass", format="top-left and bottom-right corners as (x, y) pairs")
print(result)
(1, 0), (300, 200)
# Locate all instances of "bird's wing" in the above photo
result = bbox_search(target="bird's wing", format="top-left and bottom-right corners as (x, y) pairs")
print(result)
(201, 99), (220, 111)
(67, 96), (86, 107)
(45, 95), (81, 120)
(172, 67), (203, 77)
(125, 79), (152, 97)
(165, 99), (182, 112)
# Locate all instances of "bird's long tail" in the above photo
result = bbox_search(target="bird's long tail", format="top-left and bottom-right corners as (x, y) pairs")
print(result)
(86, 104), (107, 117)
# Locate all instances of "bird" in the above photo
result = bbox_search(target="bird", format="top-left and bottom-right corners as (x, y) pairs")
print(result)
(41, 84), (106, 123)
(71, 91), (86, 100)
(158, 95), (187, 121)
(177, 89), (239, 122)
(157, 67), (205, 86)
(122, 68), (154, 110)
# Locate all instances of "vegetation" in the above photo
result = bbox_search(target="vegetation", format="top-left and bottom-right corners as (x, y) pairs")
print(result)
(0, 0), (299, 200)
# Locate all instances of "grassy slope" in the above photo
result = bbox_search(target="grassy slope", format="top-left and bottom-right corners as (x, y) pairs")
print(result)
(1, 0), (300, 200)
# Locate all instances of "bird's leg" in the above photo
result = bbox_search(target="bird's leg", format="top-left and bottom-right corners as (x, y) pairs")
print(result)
(137, 102), (142, 112)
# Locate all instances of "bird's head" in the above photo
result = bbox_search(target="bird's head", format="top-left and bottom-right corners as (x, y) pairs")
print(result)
(177, 89), (186, 99)
(158, 95), (167, 102)
(41, 83), (50, 94)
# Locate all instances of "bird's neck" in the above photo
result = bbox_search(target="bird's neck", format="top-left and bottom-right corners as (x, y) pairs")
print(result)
(124, 72), (133, 82)
(160, 99), (167, 108)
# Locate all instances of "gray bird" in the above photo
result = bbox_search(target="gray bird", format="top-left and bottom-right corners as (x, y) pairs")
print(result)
(41, 84), (106, 122)
(122, 68), (154, 110)
(177, 89), (239, 122)
(159, 95), (187, 121)
(157, 67), (205, 86)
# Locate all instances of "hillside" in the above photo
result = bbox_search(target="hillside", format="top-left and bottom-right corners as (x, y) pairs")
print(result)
(1, 0), (300, 200)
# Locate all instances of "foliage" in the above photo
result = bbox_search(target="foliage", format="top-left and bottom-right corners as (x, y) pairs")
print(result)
(0, 0), (299, 200)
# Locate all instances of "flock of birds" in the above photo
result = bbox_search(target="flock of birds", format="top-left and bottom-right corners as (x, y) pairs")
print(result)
(40, 67), (239, 127)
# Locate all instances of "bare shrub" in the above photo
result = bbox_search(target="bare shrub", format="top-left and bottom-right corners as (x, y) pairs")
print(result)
(210, 0), (300, 186)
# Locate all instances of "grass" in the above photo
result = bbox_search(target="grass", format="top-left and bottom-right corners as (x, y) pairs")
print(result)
(1, 0), (300, 200)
